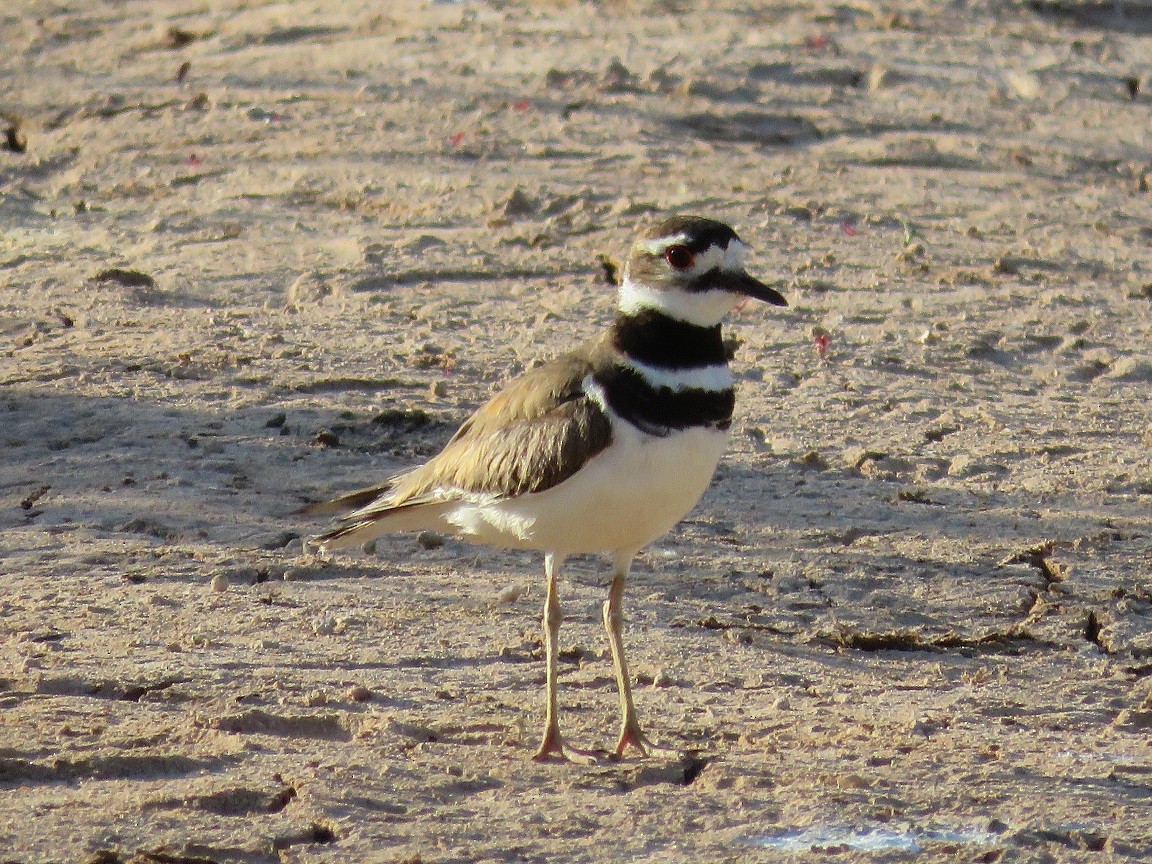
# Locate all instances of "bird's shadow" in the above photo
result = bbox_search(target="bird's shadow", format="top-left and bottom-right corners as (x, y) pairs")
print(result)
(4, 385), (1147, 664)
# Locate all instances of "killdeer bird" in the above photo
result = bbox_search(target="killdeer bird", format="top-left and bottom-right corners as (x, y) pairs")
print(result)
(301, 215), (787, 761)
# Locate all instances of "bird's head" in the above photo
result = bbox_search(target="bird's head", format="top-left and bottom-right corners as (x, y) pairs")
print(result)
(619, 215), (787, 327)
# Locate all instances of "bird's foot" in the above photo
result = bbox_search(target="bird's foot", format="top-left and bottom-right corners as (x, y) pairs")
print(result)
(613, 723), (682, 760)
(532, 727), (600, 764)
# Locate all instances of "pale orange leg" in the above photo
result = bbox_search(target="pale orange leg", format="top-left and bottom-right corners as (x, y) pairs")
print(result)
(604, 552), (680, 759)
(532, 553), (596, 763)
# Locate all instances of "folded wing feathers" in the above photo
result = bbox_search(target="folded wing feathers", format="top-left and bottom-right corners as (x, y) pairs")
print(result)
(392, 398), (611, 502)
(306, 343), (614, 535)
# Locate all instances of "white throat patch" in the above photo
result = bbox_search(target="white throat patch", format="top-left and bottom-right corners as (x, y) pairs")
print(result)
(617, 275), (743, 327)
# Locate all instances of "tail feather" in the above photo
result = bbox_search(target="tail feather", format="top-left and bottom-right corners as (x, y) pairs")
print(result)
(299, 469), (462, 550)
(295, 481), (396, 516)
(312, 500), (456, 550)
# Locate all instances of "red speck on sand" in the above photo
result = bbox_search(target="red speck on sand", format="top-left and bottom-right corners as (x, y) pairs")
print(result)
(814, 332), (830, 358)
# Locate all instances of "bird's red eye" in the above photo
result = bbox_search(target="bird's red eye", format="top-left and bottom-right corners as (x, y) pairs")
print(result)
(664, 244), (695, 270)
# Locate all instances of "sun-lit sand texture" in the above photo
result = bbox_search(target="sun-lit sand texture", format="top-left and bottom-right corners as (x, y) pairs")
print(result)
(2, 2), (1151, 861)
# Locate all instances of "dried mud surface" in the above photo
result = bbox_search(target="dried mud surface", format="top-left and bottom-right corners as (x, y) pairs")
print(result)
(2, 1), (1151, 862)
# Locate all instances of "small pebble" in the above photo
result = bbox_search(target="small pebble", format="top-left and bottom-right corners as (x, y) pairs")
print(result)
(842, 445), (885, 469)
(495, 584), (523, 604)
(1109, 357), (1152, 382)
(310, 614), (343, 635)
(260, 532), (298, 551)
(347, 685), (373, 702)
(500, 186), (536, 218)
(165, 25), (197, 48)
(417, 531), (445, 550)
(797, 450), (827, 469)
(992, 255), (1018, 275)
(3, 116), (27, 153)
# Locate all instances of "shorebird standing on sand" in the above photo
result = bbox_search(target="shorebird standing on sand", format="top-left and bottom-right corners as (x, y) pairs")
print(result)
(301, 215), (788, 761)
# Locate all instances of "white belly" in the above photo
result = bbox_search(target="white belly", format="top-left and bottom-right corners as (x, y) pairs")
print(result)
(442, 422), (729, 555)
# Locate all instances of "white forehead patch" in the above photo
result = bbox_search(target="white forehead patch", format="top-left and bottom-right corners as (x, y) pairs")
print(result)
(639, 233), (689, 256)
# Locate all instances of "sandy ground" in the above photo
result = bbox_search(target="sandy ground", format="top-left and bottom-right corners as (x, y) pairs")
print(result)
(2, 1), (1152, 861)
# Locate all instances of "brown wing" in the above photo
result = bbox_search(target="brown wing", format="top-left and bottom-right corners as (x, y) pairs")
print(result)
(317, 341), (614, 527)
(297, 363), (607, 515)
(302, 341), (616, 548)
(388, 345), (612, 503)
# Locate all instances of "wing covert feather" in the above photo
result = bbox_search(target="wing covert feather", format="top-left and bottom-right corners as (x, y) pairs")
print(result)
(389, 345), (613, 503)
